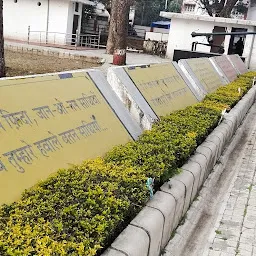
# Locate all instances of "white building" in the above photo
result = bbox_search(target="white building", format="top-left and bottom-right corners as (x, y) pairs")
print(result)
(247, 1), (256, 20)
(181, 0), (248, 19)
(181, 0), (207, 16)
(160, 12), (256, 69)
(3, 0), (110, 45)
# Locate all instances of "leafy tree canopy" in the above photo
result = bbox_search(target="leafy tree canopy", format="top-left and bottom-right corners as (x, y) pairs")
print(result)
(134, 0), (181, 26)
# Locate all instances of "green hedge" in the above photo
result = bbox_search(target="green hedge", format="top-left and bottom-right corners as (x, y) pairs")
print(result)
(0, 73), (255, 256)
(0, 159), (148, 256)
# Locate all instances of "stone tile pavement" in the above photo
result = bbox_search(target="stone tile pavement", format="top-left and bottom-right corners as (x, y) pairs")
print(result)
(205, 124), (256, 256)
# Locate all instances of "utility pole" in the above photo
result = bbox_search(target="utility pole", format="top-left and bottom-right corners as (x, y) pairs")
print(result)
(141, 2), (145, 25)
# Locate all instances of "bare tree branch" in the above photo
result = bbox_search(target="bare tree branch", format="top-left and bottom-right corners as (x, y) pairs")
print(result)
(199, 0), (242, 17)
(219, 0), (240, 17)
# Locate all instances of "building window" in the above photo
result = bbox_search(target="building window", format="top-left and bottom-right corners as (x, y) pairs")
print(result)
(184, 4), (195, 12)
(75, 2), (79, 12)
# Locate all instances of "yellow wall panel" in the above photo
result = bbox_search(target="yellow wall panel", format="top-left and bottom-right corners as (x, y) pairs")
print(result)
(125, 63), (198, 117)
(0, 72), (132, 204)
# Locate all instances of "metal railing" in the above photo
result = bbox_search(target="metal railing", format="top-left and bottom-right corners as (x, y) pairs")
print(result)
(79, 34), (101, 48)
(27, 26), (101, 49)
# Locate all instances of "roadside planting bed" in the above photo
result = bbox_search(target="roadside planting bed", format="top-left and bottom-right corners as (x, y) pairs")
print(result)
(0, 72), (255, 256)
(5, 50), (100, 77)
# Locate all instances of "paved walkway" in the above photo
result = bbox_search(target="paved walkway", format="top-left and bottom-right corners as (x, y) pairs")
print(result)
(204, 117), (256, 256)
(163, 104), (256, 256)
(176, 103), (256, 256)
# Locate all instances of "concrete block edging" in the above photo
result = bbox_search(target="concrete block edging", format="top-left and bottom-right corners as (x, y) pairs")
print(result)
(102, 84), (256, 256)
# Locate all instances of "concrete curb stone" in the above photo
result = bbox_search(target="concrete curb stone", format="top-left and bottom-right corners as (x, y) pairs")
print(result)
(220, 122), (233, 142)
(214, 125), (230, 147)
(180, 169), (199, 205)
(172, 170), (194, 215)
(146, 191), (176, 248)
(102, 248), (127, 256)
(196, 143), (217, 176)
(207, 131), (225, 159)
(109, 225), (149, 256)
(222, 118), (236, 138)
(202, 141), (219, 169)
(189, 152), (209, 186)
(130, 207), (164, 256)
(205, 133), (223, 161)
(160, 180), (186, 230)
(182, 161), (201, 196)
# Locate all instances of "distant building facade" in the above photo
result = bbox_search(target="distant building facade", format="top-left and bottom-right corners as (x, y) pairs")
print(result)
(3, 0), (110, 44)
(181, 0), (249, 20)
(160, 12), (256, 69)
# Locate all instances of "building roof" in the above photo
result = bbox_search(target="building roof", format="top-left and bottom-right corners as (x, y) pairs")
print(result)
(151, 21), (171, 29)
(160, 12), (256, 27)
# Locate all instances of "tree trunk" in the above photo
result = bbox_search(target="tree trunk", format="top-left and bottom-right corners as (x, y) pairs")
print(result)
(106, 0), (130, 55)
(106, 0), (117, 54)
(0, 0), (5, 77)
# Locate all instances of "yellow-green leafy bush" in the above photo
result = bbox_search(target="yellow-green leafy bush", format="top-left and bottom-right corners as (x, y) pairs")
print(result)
(0, 72), (255, 256)
(105, 104), (221, 185)
(0, 159), (148, 256)
(240, 71), (256, 79)
(204, 76), (252, 107)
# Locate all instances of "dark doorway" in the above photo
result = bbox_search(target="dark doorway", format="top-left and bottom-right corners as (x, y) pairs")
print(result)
(210, 26), (226, 54)
(228, 27), (247, 56)
(72, 14), (79, 45)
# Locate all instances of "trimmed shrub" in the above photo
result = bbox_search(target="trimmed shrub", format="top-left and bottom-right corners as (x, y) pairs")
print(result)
(0, 72), (255, 256)
(105, 104), (221, 185)
(240, 72), (256, 79)
(0, 159), (148, 256)
(204, 76), (252, 107)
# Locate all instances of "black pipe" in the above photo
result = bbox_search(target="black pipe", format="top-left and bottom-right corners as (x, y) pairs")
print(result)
(191, 31), (256, 37)
(194, 42), (224, 47)
(191, 41), (224, 51)
(191, 41), (196, 51)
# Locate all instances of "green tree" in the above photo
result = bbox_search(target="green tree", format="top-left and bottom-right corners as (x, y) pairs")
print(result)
(168, 1), (182, 13)
(135, 0), (181, 26)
